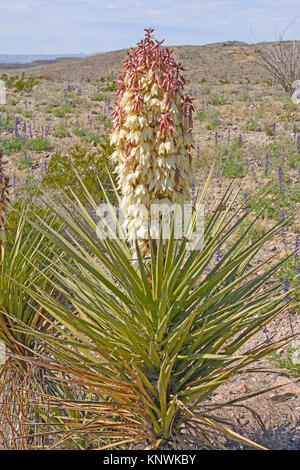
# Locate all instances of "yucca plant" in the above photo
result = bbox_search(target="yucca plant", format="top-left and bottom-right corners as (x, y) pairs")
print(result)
(0, 150), (10, 264)
(13, 173), (295, 450)
(11, 28), (296, 450)
(0, 192), (64, 374)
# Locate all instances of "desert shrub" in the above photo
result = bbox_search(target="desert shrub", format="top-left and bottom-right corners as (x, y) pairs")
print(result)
(54, 104), (74, 118)
(210, 94), (227, 105)
(22, 111), (34, 118)
(1, 72), (39, 92)
(246, 119), (261, 131)
(103, 80), (116, 91)
(195, 109), (207, 121)
(92, 93), (105, 101)
(73, 126), (88, 137)
(52, 123), (71, 138)
(41, 141), (115, 200)
(271, 342), (300, 377)
(221, 155), (247, 178)
(31, 137), (52, 151)
(263, 122), (274, 137)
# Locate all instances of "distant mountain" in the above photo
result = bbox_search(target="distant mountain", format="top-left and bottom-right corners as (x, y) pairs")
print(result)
(0, 53), (88, 64)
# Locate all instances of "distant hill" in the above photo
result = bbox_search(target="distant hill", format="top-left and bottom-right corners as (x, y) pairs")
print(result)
(0, 53), (88, 64)
(0, 40), (298, 84)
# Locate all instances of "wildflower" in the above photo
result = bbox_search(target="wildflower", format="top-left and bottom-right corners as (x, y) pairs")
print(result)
(278, 165), (285, 200)
(265, 153), (270, 174)
(110, 28), (193, 251)
(262, 326), (270, 342)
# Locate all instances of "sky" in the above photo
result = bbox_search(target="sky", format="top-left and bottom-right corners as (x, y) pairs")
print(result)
(0, 0), (299, 55)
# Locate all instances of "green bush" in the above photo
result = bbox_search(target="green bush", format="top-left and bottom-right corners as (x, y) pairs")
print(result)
(54, 104), (74, 118)
(52, 124), (71, 138)
(246, 120), (261, 131)
(210, 94), (227, 105)
(195, 110), (206, 121)
(41, 141), (115, 200)
(92, 93), (105, 101)
(1, 72), (39, 92)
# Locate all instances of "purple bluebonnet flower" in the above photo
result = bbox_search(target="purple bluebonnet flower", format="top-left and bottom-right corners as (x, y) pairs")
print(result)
(15, 117), (19, 137)
(262, 326), (270, 342)
(96, 126), (100, 134)
(295, 232), (300, 284)
(244, 193), (248, 207)
(272, 122), (276, 140)
(294, 124), (297, 140)
(206, 101), (209, 109)
(215, 131), (218, 144)
(238, 134), (242, 146)
(216, 245), (222, 264)
(278, 165), (285, 200)
(190, 179), (195, 193)
(265, 153), (270, 174)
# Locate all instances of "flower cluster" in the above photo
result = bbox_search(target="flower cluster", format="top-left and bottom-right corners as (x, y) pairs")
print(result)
(110, 28), (194, 248)
(0, 149), (10, 258)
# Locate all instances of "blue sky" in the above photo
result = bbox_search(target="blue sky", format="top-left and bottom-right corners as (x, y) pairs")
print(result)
(0, 0), (299, 54)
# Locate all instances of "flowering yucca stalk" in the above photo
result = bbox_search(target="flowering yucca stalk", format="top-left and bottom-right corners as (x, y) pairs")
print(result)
(110, 28), (194, 250)
(0, 149), (10, 264)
